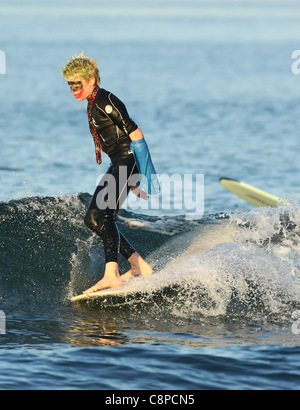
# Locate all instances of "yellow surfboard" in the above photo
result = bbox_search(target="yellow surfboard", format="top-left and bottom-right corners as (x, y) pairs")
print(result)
(71, 287), (131, 303)
(220, 178), (283, 208)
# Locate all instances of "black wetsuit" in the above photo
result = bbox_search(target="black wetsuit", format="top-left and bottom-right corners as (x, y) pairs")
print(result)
(84, 88), (138, 264)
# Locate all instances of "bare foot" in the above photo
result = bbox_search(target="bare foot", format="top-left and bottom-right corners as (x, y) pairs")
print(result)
(122, 253), (153, 281)
(83, 262), (122, 294)
(83, 277), (122, 294)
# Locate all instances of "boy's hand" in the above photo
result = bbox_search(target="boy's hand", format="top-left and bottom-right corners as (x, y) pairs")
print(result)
(131, 185), (149, 201)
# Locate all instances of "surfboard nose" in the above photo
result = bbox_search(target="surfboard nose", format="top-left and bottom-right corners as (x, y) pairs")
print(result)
(219, 178), (283, 208)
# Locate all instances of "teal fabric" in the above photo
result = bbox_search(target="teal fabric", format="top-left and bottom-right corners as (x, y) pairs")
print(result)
(130, 139), (160, 195)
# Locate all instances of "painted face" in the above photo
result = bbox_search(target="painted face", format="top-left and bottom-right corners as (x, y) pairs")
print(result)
(67, 78), (96, 101)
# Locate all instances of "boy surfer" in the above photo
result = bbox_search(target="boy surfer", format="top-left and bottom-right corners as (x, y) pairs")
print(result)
(62, 54), (154, 294)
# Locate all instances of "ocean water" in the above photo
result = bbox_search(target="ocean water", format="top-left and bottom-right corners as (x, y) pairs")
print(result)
(1, 0), (300, 391)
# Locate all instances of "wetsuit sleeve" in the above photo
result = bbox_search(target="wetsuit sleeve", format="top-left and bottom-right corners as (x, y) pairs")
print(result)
(106, 93), (138, 135)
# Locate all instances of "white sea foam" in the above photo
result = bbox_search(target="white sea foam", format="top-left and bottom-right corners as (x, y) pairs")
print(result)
(68, 199), (300, 319)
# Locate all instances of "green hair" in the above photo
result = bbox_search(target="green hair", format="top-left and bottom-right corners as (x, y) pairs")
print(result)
(62, 52), (100, 85)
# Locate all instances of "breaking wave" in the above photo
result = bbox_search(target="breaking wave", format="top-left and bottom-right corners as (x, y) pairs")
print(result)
(1, 193), (300, 323)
